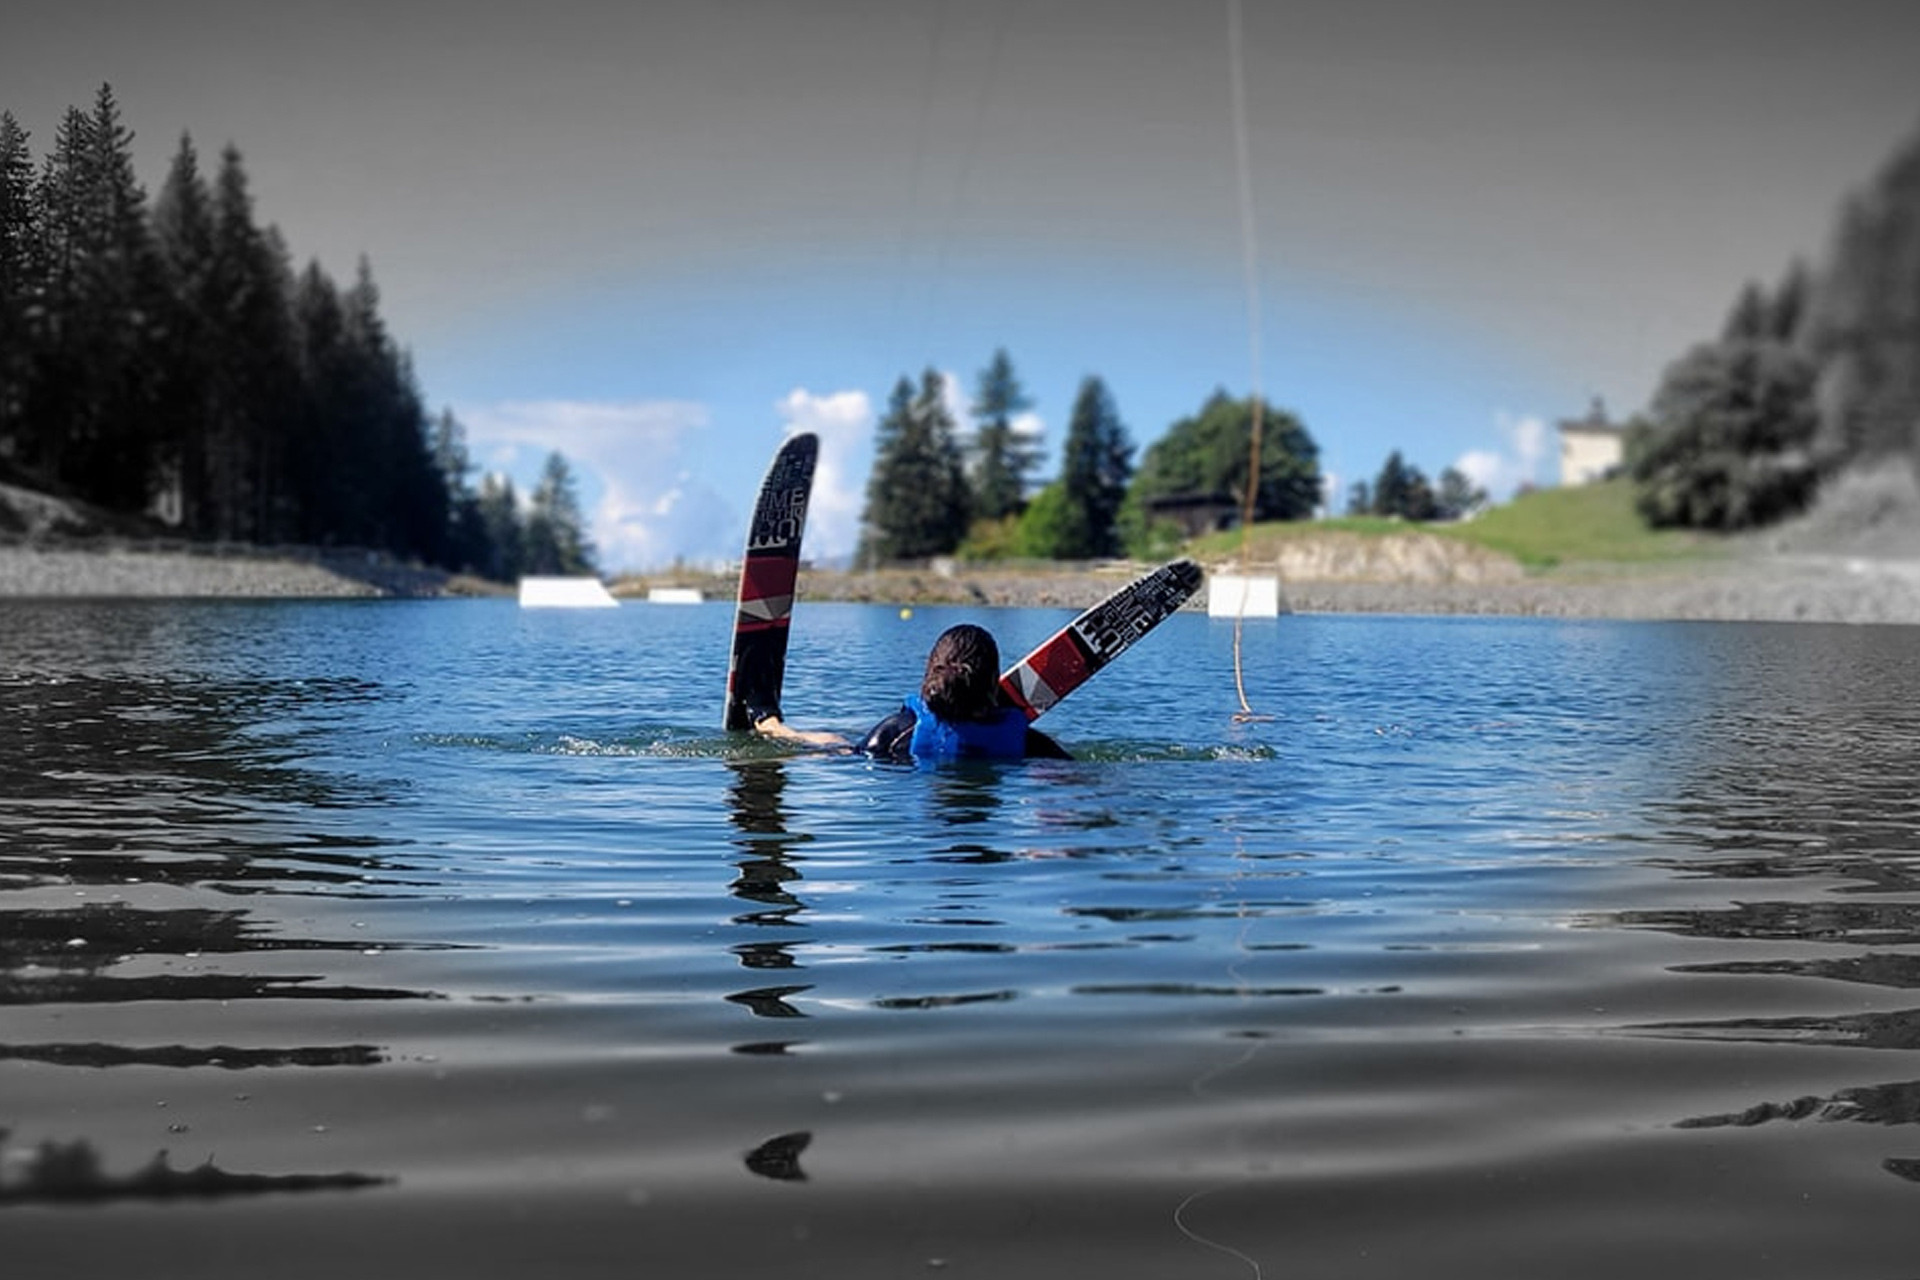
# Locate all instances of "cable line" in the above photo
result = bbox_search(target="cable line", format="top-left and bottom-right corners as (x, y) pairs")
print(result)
(1226, 0), (1274, 723)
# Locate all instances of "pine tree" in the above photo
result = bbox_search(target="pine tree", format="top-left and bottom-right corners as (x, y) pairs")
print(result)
(1434, 466), (1487, 520)
(1370, 451), (1408, 516)
(290, 259), (351, 542)
(304, 255), (446, 560)
(22, 105), (94, 487)
(475, 471), (524, 582)
(151, 133), (216, 529)
(0, 112), (37, 461)
(1046, 375), (1132, 558)
(0, 112), (32, 280)
(858, 377), (914, 565)
(75, 85), (166, 510)
(860, 369), (971, 561)
(1629, 337), (1818, 530)
(1804, 125), (1920, 467)
(524, 450), (595, 574)
(338, 258), (393, 546)
(387, 351), (449, 564)
(968, 348), (1038, 521)
(13, 87), (169, 508)
(431, 408), (491, 573)
(210, 145), (299, 542)
(0, 85), (483, 565)
(912, 368), (972, 551)
(1370, 450), (1437, 519)
(1403, 468), (1437, 521)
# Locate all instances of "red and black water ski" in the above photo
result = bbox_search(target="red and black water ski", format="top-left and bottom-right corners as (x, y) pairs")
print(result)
(999, 558), (1203, 721)
(723, 433), (818, 731)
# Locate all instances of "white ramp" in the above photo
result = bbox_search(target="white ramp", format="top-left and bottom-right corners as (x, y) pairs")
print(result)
(646, 587), (704, 604)
(518, 576), (619, 608)
(1207, 573), (1281, 618)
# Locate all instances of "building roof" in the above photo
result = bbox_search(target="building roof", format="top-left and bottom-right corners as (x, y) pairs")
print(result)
(1559, 396), (1625, 436)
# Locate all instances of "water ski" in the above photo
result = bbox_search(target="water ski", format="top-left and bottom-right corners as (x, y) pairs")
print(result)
(722, 433), (818, 731)
(999, 559), (1203, 720)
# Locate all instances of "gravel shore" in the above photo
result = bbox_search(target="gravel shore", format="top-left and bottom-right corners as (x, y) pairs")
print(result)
(0, 543), (462, 599)
(794, 555), (1920, 624)
(1266, 555), (1920, 624)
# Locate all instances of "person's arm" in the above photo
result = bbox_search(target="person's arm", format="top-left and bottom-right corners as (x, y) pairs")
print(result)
(751, 710), (850, 750)
(1024, 726), (1072, 760)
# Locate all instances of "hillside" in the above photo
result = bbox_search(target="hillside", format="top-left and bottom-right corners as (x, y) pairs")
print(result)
(1190, 478), (1720, 578)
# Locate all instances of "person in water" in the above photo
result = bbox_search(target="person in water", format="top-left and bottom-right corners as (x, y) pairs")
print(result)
(754, 623), (1070, 761)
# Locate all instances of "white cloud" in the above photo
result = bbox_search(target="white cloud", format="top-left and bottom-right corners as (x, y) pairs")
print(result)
(459, 398), (721, 572)
(777, 387), (875, 564)
(936, 369), (967, 426)
(1455, 412), (1550, 500)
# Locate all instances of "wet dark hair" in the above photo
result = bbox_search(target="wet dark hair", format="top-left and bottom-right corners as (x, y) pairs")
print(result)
(920, 624), (1002, 721)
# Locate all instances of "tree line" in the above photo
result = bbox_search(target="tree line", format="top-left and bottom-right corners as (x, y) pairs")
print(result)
(860, 351), (1337, 565)
(6, 85), (1534, 577)
(1628, 117), (1920, 530)
(0, 85), (593, 577)
(1343, 451), (1487, 522)
(860, 357), (1143, 564)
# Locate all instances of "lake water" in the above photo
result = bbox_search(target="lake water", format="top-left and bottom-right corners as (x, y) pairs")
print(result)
(4, 597), (1919, 1278)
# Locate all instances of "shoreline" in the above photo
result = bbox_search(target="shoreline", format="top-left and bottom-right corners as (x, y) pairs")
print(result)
(788, 554), (1920, 624)
(4, 539), (1919, 625)
(0, 542), (490, 600)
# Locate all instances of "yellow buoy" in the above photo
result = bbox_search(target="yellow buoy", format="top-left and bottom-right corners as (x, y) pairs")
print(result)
(899, 607), (913, 620)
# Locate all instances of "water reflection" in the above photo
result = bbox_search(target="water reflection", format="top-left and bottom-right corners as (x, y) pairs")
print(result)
(723, 760), (815, 1033)
(725, 985), (811, 1019)
(1613, 900), (1920, 946)
(0, 1043), (384, 1068)
(721, 761), (822, 1180)
(1629, 1007), (1920, 1050)
(926, 765), (1007, 828)
(1073, 982), (1324, 998)
(0, 1132), (388, 1204)
(872, 989), (1016, 1010)
(743, 1130), (812, 1182)
(1677, 1079), (1920, 1128)
(0, 900), (443, 1007)
(0, 618), (431, 1186)
(1578, 628), (1920, 1201)
(724, 759), (808, 929)
(1675, 954), (1920, 989)
(0, 662), (416, 897)
(1675, 1078), (1920, 1188)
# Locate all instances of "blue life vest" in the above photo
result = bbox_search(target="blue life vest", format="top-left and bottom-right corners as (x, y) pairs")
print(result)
(905, 693), (1029, 761)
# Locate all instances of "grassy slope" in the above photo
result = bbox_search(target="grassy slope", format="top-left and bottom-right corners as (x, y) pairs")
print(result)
(1189, 479), (1720, 573)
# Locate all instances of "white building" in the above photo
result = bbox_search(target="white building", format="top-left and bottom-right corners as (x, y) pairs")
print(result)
(1558, 398), (1625, 486)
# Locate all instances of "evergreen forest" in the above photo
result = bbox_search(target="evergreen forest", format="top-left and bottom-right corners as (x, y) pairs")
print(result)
(0, 86), (594, 578)
(1628, 119), (1920, 531)
(861, 352), (1327, 566)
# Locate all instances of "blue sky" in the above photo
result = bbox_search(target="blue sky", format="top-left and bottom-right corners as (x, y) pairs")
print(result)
(7, 0), (1919, 570)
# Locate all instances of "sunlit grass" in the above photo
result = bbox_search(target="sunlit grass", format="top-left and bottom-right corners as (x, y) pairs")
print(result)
(1438, 480), (1719, 568)
(1190, 479), (1722, 572)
